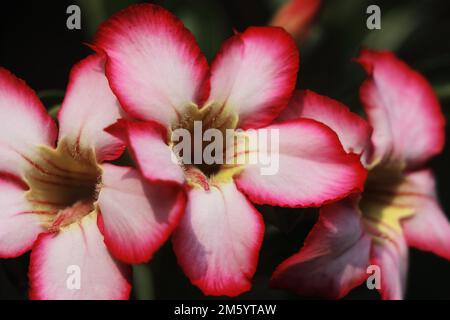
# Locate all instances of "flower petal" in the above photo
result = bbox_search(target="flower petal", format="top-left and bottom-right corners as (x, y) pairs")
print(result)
(370, 233), (408, 300)
(270, 0), (322, 41)
(0, 175), (49, 258)
(58, 54), (125, 162)
(235, 119), (367, 207)
(208, 26), (299, 129)
(108, 120), (186, 185)
(94, 3), (209, 127)
(172, 182), (264, 296)
(97, 164), (186, 264)
(400, 170), (450, 260)
(0, 68), (57, 178)
(356, 49), (445, 169)
(277, 90), (372, 154)
(29, 211), (131, 300)
(271, 198), (371, 299)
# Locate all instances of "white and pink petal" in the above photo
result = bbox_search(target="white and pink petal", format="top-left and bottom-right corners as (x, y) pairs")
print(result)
(208, 26), (299, 129)
(400, 170), (450, 261)
(106, 120), (186, 185)
(97, 164), (186, 264)
(370, 233), (409, 300)
(270, 198), (371, 298)
(0, 175), (50, 258)
(356, 49), (445, 169)
(277, 90), (372, 154)
(57, 54), (125, 163)
(172, 182), (264, 296)
(29, 211), (131, 300)
(94, 3), (210, 128)
(234, 119), (367, 208)
(0, 68), (57, 178)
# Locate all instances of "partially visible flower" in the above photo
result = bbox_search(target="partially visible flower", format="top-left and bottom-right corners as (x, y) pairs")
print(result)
(0, 54), (185, 299)
(94, 4), (366, 296)
(270, 0), (322, 41)
(271, 50), (449, 300)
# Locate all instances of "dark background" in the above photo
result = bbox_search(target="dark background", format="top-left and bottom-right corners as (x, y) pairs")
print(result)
(1, 0), (449, 299)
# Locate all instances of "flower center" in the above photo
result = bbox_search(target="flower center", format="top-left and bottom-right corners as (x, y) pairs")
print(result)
(170, 103), (243, 188)
(359, 166), (414, 240)
(24, 138), (102, 231)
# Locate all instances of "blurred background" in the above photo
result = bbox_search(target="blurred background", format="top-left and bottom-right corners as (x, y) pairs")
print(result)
(1, 0), (449, 299)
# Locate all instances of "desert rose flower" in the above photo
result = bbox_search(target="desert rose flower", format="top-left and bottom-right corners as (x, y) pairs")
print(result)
(94, 4), (366, 296)
(271, 49), (449, 300)
(0, 54), (185, 299)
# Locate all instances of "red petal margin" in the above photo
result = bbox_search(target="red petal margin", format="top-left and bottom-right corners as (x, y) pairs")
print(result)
(355, 48), (445, 169)
(94, 4), (210, 127)
(208, 26), (299, 130)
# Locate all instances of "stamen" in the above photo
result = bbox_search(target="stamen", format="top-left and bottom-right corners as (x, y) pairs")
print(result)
(48, 200), (94, 232)
(171, 102), (239, 183)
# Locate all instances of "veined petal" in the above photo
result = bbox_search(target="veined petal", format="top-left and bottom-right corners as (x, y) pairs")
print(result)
(29, 211), (131, 300)
(400, 170), (450, 260)
(107, 120), (186, 185)
(97, 164), (186, 264)
(58, 54), (125, 163)
(0, 175), (50, 258)
(172, 182), (264, 297)
(208, 26), (299, 129)
(356, 49), (445, 169)
(271, 198), (371, 299)
(0, 68), (57, 178)
(370, 233), (408, 300)
(94, 3), (210, 127)
(277, 90), (372, 154)
(234, 119), (367, 207)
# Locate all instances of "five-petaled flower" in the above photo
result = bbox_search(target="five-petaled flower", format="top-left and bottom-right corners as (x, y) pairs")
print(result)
(94, 4), (367, 296)
(271, 49), (449, 300)
(0, 54), (185, 299)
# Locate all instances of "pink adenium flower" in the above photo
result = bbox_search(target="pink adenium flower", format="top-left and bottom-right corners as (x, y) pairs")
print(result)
(94, 4), (366, 296)
(0, 54), (185, 299)
(271, 49), (449, 300)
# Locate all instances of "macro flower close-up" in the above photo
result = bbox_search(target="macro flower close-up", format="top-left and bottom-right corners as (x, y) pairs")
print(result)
(0, 0), (449, 307)
(0, 54), (184, 299)
(94, 3), (365, 296)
